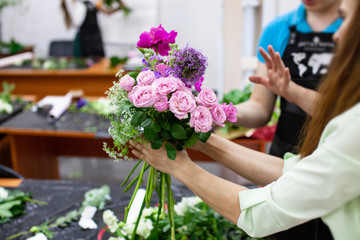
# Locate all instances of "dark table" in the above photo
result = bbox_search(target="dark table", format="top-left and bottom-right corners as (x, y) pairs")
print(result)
(0, 179), (194, 240)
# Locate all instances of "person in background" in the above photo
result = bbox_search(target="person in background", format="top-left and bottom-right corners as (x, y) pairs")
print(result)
(234, 1), (342, 238)
(236, 0), (342, 157)
(61, 0), (129, 57)
(130, 0), (360, 239)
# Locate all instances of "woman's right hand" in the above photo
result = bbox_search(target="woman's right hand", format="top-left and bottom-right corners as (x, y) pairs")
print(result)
(130, 141), (191, 176)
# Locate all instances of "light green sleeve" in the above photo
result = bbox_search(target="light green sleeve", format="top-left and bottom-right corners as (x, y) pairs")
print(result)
(237, 104), (360, 238)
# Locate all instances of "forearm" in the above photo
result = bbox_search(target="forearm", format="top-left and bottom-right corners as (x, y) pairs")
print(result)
(287, 84), (319, 116)
(174, 160), (246, 224)
(199, 134), (283, 186)
(235, 100), (273, 128)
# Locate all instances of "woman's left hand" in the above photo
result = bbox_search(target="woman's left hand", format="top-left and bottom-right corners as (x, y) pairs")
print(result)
(130, 141), (191, 175)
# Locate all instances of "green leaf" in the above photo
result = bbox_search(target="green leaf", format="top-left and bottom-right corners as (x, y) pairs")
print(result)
(140, 118), (152, 128)
(151, 139), (163, 150)
(160, 131), (171, 140)
(165, 142), (177, 160)
(144, 126), (156, 140)
(127, 71), (139, 79)
(162, 122), (171, 131)
(170, 123), (187, 140)
(152, 121), (161, 133)
(199, 131), (212, 143)
(131, 111), (144, 126)
(185, 132), (200, 148)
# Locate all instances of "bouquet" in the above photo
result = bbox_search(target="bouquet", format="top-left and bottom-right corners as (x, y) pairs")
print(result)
(103, 24), (237, 240)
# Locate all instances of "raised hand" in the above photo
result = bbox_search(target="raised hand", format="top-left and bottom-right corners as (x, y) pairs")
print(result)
(249, 45), (295, 102)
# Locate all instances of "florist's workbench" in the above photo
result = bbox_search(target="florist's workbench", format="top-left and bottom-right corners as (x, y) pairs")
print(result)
(0, 58), (122, 101)
(0, 179), (194, 240)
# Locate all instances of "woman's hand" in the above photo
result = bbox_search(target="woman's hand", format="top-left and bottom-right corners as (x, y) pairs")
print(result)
(130, 141), (191, 176)
(249, 45), (297, 102)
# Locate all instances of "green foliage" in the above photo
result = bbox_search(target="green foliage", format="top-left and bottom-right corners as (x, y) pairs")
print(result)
(0, 0), (21, 10)
(222, 84), (253, 105)
(109, 56), (129, 68)
(0, 81), (15, 104)
(0, 38), (24, 54)
(0, 188), (47, 225)
(7, 185), (110, 240)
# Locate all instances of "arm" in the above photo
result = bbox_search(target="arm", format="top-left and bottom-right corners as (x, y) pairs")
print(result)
(234, 62), (277, 128)
(130, 140), (247, 224)
(249, 45), (319, 116)
(197, 134), (284, 186)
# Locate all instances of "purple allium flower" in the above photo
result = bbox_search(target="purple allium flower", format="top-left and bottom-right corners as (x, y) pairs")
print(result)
(171, 45), (208, 88)
(137, 24), (177, 56)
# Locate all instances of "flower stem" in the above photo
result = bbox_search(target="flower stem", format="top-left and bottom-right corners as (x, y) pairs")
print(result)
(145, 166), (155, 208)
(160, 173), (166, 219)
(124, 161), (148, 223)
(166, 174), (175, 240)
(130, 197), (146, 240)
(121, 159), (142, 186)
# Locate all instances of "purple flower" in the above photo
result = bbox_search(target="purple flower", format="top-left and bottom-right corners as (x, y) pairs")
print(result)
(137, 24), (177, 56)
(171, 45), (208, 88)
(194, 76), (204, 92)
(76, 98), (88, 108)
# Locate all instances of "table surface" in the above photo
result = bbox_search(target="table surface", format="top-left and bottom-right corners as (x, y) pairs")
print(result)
(0, 109), (110, 138)
(0, 179), (194, 240)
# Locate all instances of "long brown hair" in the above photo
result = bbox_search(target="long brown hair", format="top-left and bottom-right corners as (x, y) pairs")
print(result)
(299, 0), (360, 158)
(61, 0), (73, 29)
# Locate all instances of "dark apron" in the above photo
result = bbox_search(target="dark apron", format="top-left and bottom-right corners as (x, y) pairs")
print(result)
(270, 26), (335, 240)
(74, 1), (105, 57)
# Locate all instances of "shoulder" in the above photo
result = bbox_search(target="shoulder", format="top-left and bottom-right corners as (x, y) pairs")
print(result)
(320, 103), (360, 146)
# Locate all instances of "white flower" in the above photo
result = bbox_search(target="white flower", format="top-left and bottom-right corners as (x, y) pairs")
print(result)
(0, 187), (8, 200)
(123, 217), (153, 239)
(142, 207), (157, 217)
(103, 210), (119, 233)
(108, 237), (125, 240)
(136, 218), (153, 239)
(174, 196), (202, 216)
(0, 99), (13, 114)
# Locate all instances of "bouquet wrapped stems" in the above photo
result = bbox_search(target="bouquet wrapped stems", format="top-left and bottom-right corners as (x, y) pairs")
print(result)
(122, 160), (176, 240)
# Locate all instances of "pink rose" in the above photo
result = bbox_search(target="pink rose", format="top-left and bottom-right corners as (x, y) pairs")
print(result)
(128, 85), (141, 103)
(189, 106), (213, 133)
(211, 104), (226, 127)
(222, 103), (238, 123)
(119, 75), (135, 92)
(131, 86), (156, 108)
(137, 70), (156, 86)
(169, 90), (196, 119)
(152, 77), (179, 94)
(196, 88), (218, 107)
(153, 93), (169, 112)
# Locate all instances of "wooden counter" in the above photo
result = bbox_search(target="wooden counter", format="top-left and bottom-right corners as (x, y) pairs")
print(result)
(0, 58), (122, 101)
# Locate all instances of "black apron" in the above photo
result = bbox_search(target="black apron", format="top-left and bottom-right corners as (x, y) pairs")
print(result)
(270, 26), (335, 240)
(75, 1), (105, 57)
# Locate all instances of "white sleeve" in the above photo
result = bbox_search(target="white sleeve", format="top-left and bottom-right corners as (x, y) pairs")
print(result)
(237, 109), (360, 237)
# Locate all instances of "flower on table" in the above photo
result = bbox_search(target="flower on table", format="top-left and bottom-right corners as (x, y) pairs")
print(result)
(0, 187), (8, 200)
